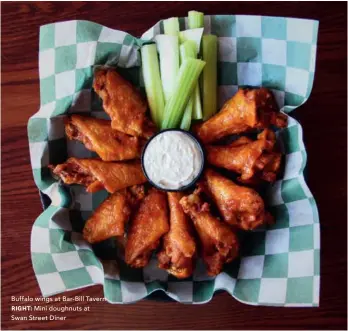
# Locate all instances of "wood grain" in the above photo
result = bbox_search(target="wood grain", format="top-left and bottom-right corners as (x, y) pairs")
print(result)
(1, 1), (347, 330)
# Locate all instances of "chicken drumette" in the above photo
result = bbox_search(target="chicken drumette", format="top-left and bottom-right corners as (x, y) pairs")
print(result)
(157, 192), (196, 279)
(204, 169), (273, 230)
(180, 189), (239, 276)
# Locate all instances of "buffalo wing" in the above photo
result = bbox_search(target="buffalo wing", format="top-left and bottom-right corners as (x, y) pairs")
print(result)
(206, 129), (281, 183)
(157, 192), (196, 279)
(195, 88), (287, 143)
(83, 185), (145, 243)
(125, 188), (169, 268)
(204, 169), (273, 230)
(93, 68), (156, 138)
(50, 157), (146, 193)
(65, 115), (142, 161)
(180, 189), (239, 276)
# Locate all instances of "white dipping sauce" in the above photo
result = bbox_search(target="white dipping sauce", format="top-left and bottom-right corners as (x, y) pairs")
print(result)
(143, 131), (203, 190)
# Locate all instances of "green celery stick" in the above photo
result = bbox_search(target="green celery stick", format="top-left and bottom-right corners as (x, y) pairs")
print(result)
(202, 34), (218, 121)
(161, 58), (206, 129)
(188, 10), (204, 29)
(155, 35), (180, 102)
(180, 98), (194, 131)
(141, 44), (165, 128)
(178, 28), (204, 54)
(179, 40), (196, 62)
(163, 17), (180, 36)
(179, 41), (196, 130)
(187, 11), (204, 120)
(178, 30), (204, 120)
(192, 84), (202, 120)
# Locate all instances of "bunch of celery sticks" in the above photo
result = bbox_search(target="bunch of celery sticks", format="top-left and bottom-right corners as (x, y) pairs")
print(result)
(141, 11), (217, 130)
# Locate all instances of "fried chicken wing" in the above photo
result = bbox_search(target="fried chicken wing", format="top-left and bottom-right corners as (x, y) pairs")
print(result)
(204, 169), (273, 230)
(50, 157), (146, 193)
(93, 68), (156, 138)
(65, 115), (142, 161)
(180, 189), (239, 276)
(157, 192), (196, 278)
(83, 185), (145, 243)
(195, 88), (288, 144)
(206, 129), (281, 182)
(125, 188), (169, 268)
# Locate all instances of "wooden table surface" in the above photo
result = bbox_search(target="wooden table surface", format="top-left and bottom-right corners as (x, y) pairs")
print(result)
(1, 2), (347, 330)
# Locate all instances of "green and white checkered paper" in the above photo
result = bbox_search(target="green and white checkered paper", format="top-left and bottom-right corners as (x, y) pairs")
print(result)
(28, 16), (320, 305)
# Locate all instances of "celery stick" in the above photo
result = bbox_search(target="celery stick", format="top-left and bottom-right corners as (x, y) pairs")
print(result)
(188, 11), (204, 29)
(202, 34), (218, 121)
(179, 27), (203, 120)
(179, 28), (204, 120)
(192, 84), (202, 119)
(163, 17), (180, 36)
(180, 98), (194, 131)
(155, 35), (180, 102)
(141, 44), (165, 128)
(161, 58), (206, 129)
(179, 41), (196, 130)
(179, 40), (196, 62)
(187, 11), (204, 120)
(178, 28), (204, 54)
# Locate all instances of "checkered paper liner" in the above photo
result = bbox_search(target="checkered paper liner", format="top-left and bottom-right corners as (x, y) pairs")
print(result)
(28, 16), (320, 305)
